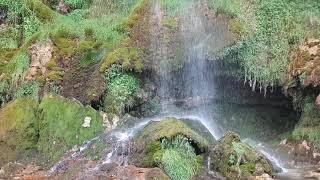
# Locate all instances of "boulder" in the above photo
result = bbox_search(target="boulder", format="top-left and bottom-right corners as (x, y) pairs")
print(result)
(0, 97), (39, 167)
(210, 132), (274, 179)
(130, 118), (214, 167)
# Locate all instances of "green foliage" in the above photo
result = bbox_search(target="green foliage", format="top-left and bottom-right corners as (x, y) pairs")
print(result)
(65, 0), (90, 9)
(15, 81), (40, 99)
(10, 52), (30, 82)
(292, 97), (320, 144)
(160, 135), (202, 180)
(0, 81), (9, 104)
(37, 94), (103, 165)
(104, 64), (139, 115)
(23, 14), (42, 40)
(211, 0), (320, 88)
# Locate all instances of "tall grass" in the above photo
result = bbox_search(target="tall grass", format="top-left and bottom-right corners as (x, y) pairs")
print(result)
(160, 135), (202, 180)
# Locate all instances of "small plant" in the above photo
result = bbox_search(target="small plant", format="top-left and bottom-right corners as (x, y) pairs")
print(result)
(104, 64), (139, 115)
(23, 14), (42, 40)
(15, 81), (40, 99)
(65, 0), (90, 9)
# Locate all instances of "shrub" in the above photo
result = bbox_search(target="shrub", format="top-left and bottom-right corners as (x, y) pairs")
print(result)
(15, 80), (40, 99)
(23, 14), (42, 40)
(65, 0), (90, 9)
(104, 65), (139, 115)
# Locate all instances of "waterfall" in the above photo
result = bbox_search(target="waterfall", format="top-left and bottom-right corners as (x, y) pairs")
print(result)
(151, 0), (223, 140)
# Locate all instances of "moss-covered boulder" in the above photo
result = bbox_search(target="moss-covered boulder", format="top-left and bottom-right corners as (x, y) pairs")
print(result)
(135, 118), (213, 150)
(0, 97), (39, 167)
(37, 94), (103, 165)
(210, 132), (274, 179)
(130, 118), (214, 167)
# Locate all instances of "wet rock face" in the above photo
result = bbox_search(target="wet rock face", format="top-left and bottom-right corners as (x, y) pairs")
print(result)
(276, 139), (320, 166)
(209, 132), (274, 179)
(25, 40), (53, 80)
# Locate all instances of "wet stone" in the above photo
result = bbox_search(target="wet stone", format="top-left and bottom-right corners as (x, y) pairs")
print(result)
(99, 163), (118, 172)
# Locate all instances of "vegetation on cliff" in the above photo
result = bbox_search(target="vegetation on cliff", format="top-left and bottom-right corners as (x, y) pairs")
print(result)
(211, 0), (320, 90)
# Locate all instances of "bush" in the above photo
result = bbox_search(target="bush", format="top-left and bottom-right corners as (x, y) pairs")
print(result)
(15, 80), (40, 99)
(104, 65), (139, 115)
(65, 0), (90, 9)
(23, 14), (42, 40)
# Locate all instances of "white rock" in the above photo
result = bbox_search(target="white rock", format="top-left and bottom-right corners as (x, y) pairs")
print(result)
(112, 115), (120, 128)
(0, 168), (4, 175)
(82, 116), (92, 128)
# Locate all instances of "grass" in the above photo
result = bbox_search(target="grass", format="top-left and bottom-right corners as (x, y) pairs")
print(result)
(160, 135), (202, 180)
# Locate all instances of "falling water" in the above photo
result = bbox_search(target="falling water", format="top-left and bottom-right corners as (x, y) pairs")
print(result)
(151, 0), (226, 139)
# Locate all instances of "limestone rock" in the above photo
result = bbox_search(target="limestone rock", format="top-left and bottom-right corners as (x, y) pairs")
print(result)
(57, 0), (70, 14)
(82, 117), (92, 128)
(25, 40), (53, 80)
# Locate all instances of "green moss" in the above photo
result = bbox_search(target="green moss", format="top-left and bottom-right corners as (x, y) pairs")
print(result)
(25, 0), (59, 21)
(37, 94), (103, 166)
(228, 18), (244, 37)
(143, 141), (163, 166)
(240, 162), (256, 176)
(100, 47), (143, 73)
(52, 36), (77, 57)
(135, 118), (211, 151)
(0, 97), (39, 167)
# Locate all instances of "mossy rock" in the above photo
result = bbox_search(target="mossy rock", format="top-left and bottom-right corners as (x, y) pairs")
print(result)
(37, 94), (104, 166)
(100, 47), (143, 73)
(210, 132), (274, 179)
(130, 118), (214, 167)
(135, 118), (213, 150)
(0, 97), (39, 167)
